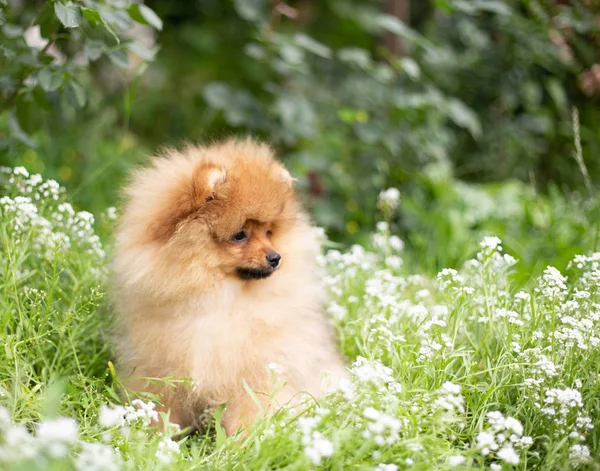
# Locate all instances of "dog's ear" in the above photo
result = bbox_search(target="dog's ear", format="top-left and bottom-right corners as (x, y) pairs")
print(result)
(278, 167), (296, 189)
(192, 163), (227, 204)
(151, 163), (226, 242)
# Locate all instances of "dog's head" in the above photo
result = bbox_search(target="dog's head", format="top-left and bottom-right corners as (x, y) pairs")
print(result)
(118, 139), (299, 287)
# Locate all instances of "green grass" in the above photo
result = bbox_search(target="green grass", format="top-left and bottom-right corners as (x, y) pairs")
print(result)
(1, 165), (600, 470)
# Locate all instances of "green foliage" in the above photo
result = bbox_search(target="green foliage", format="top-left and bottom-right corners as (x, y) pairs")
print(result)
(420, 0), (600, 185)
(397, 162), (600, 277)
(0, 0), (161, 149)
(121, 0), (599, 241)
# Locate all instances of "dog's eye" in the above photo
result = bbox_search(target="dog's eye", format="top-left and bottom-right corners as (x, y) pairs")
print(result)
(232, 231), (248, 242)
(266, 229), (273, 237)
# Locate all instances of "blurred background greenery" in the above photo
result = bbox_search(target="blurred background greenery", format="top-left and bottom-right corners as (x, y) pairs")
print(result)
(1, 0), (599, 276)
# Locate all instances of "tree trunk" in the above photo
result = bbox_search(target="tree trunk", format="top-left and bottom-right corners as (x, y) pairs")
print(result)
(381, 0), (411, 57)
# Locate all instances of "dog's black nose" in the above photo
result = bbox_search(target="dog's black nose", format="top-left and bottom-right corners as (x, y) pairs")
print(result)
(266, 252), (281, 268)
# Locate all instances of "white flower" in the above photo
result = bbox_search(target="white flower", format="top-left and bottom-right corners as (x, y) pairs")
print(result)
(106, 207), (117, 220)
(435, 382), (465, 415)
(376, 221), (389, 232)
(440, 382), (461, 395)
(36, 417), (79, 458)
(569, 444), (591, 466)
(13, 166), (29, 177)
(504, 417), (523, 436)
(476, 431), (498, 455)
(376, 464), (398, 471)
(386, 255), (403, 269)
(155, 438), (180, 464)
(496, 445), (520, 465)
(448, 455), (466, 466)
(75, 442), (122, 471)
(99, 405), (128, 428)
(377, 188), (401, 211)
(327, 302), (348, 321)
(128, 399), (159, 426)
(480, 236), (502, 251)
(389, 235), (404, 251)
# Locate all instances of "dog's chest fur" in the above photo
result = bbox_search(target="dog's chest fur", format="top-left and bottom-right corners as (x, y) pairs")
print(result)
(136, 277), (326, 401)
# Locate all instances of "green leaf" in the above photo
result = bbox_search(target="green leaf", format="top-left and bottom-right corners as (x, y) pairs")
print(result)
(2, 24), (23, 38)
(126, 41), (155, 61)
(38, 68), (64, 92)
(39, 4), (59, 38)
(107, 48), (129, 69)
(54, 2), (82, 28)
(128, 4), (163, 31)
(233, 0), (267, 22)
(203, 82), (232, 109)
(82, 8), (120, 44)
(64, 79), (86, 108)
(16, 93), (43, 134)
(81, 7), (103, 26)
(453, 0), (512, 15)
(294, 33), (332, 59)
(434, 0), (454, 13)
(338, 48), (372, 69)
(213, 404), (227, 448)
(83, 40), (106, 61)
(546, 78), (568, 113)
(33, 88), (52, 111)
(9, 112), (37, 147)
(447, 99), (482, 138)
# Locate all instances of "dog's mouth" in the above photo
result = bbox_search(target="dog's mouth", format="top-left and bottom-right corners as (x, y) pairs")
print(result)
(235, 266), (275, 280)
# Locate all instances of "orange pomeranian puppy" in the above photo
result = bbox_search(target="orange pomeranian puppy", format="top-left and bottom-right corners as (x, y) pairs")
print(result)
(111, 138), (347, 436)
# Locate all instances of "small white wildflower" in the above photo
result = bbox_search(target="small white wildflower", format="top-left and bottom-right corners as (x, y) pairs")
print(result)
(480, 236), (502, 252)
(99, 405), (128, 428)
(106, 207), (117, 220)
(386, 255), (403, 269)
(496, 445), (520, 465)
(569, 444), (591, 466)
(504, 417), (523, 436)
(155, 438), (180, 464)
(389, 235), (404, 251)
(377, 188), (400, 211)
(476, 431), (498, 455)
(13, 166), (29, 177)
(36, 417), (79, 458)
(327, 302), (348, 321)
(126, 399), (159, 426)
(448, 455), (466, 466)
(75, 442), (121, 471)
(376, 221), (389, 232)
(376, 464), (398, 471)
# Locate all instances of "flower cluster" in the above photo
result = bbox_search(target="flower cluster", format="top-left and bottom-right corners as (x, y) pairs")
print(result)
(361, 407), (402, 446)
(475, 411), (531, 466)
(99, 399), (160, 430)
(434, 382), (465, 417)
(297, 410), (334, 465)
(0, 167), (106, 265)
(0, 406), (121, 471)
(377, 188), (401, 213)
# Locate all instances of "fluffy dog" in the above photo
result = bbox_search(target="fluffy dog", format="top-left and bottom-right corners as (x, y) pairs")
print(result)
(111, 138), (347, 435)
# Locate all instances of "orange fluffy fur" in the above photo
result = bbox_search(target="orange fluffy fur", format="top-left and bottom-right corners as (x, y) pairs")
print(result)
(111, 138), (347, 435)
